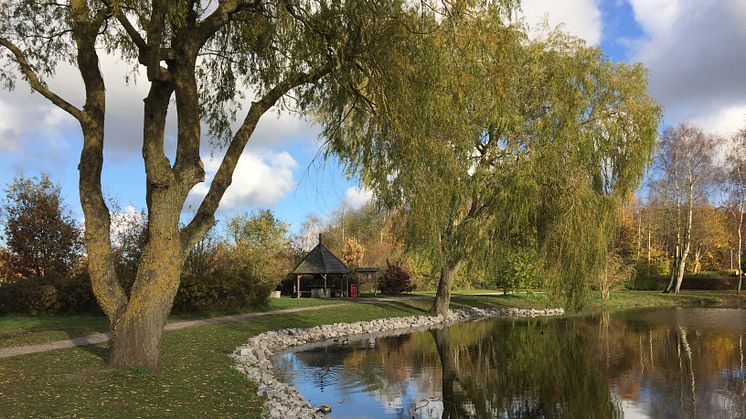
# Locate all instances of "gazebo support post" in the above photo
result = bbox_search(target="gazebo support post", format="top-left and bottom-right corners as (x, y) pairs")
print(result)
(296, 275), (301, 299)
(322, 274), (328, 297)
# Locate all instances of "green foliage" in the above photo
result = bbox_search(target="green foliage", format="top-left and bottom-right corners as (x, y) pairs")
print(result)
(0, 273), (98, 315)
(174, 261), (276, 312)
(54, 273), (100, 313)
(495, 249), (544, 294)
(377, 259), (415, 294)
(176, 212), (292, 311)
(322, 5), (661, 311)
(228, 209), (291, 251)
(0, 175), (83, 279)
(175, 256), (279, 312)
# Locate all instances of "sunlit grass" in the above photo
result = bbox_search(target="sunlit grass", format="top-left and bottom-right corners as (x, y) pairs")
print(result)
(0, 298), (339, 348)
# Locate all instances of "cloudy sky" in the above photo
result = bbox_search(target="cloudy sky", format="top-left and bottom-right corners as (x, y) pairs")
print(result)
(0, 0), (745, 234)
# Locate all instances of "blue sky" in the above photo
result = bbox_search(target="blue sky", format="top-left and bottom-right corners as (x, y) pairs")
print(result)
(1, 0), (745, 236)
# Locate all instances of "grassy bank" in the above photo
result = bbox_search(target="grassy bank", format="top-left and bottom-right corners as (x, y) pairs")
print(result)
(1, 291), (745, 418)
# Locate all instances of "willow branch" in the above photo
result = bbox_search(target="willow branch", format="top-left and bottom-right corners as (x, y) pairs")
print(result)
(0, 36), (84, 122)
(102, 0), (147, 52)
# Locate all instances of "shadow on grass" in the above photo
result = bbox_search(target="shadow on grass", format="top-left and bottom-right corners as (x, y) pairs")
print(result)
(62, 329), (111, 362)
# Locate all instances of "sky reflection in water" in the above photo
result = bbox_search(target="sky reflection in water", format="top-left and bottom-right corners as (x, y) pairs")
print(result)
(273, 308), (746, 418)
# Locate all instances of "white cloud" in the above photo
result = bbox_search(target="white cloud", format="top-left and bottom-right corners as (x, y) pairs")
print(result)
(109, 205), (146, 247)
(0, 51), (320, 166)
(186, 150), (298, 212)
(626, 0), (746, 136)
(520, 0), (603, 44)
(0, 94), (74, 155)
(343, 186), (373, 210)
(692, 105), (746, 138)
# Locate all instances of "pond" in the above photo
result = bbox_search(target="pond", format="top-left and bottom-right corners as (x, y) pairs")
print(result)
(272, 308), (746, 418)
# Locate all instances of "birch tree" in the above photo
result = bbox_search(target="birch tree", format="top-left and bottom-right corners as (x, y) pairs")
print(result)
(653, 124), (720, 294)
(725, 124), (746, 293)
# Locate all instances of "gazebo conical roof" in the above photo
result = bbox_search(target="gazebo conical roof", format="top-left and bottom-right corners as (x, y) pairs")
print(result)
(293, 236), (351, 275)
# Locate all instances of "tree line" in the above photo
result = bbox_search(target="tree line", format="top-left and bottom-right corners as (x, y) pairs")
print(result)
(613, 122), (746, 295)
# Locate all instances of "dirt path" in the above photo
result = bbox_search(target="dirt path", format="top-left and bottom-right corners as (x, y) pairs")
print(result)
(0, 303), (350, 359)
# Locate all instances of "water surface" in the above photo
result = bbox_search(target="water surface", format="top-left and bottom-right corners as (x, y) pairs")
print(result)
(273, 308), (746, 418)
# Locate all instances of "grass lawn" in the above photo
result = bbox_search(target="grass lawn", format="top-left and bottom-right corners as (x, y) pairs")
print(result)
(0, 297), (340, 349)
(0, 291), (744, 418)
(0, 299), (432, 418)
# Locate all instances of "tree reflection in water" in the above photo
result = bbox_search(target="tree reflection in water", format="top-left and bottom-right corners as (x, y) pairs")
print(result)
(274, 308), (746, 418)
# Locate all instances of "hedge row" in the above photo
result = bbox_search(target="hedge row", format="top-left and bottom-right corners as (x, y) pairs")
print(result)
(0, 261), (280, 315)
(0, 274), (99, 315)
(626, 274), (741, 291)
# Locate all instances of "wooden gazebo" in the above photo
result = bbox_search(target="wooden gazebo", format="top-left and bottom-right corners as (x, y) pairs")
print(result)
(292, 235), (351, 298)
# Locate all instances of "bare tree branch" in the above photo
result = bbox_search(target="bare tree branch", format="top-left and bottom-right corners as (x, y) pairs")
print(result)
(0, 36), (84, 122)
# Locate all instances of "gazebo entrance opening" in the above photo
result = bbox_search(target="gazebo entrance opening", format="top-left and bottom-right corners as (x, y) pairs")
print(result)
(292, 235), (351, 298)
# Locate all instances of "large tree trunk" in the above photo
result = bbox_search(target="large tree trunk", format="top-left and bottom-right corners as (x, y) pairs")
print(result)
(432, 262), (460, 316)
(109, 247), (182, 370)
(109, 187), (184, 370)
(1, 1), (334, 372)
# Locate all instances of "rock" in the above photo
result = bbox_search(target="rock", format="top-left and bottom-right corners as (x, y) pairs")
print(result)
(257, 387), (276, 399)
(317, 404), (332, 414)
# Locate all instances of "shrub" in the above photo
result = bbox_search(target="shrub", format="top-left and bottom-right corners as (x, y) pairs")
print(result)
(627, 258), (668, 290)
(54, 273), (99, 313)
(174, 253), (281, 312)
(595, 252), (634, 299)
(496, 249), (543, 294)
(378, 259), (415, 294)
(0, 274), (98, 315)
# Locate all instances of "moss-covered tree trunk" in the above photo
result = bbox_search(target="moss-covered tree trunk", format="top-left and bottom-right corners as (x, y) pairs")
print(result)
(432, 261), (461, 316)
(109, 244), (183, 370)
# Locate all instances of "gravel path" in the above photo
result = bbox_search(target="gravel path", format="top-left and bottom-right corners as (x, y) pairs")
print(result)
(0, 303), (350, 359)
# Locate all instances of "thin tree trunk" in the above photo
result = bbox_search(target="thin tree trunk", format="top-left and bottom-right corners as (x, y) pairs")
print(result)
(432, 261), (460, 316)
(637, 210), (642, 257)
(666, 182), (683, 293)
(738, 197), (744, 294)
(666, 246), (679, 293)
(674, 181), (695, 294)
(678, 326), (697, 411)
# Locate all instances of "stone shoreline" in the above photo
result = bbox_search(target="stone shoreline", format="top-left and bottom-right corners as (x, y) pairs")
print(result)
(232, 306), (564, 418)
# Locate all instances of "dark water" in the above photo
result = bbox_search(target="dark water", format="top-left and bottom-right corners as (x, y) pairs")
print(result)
(272, 308), (746, 418)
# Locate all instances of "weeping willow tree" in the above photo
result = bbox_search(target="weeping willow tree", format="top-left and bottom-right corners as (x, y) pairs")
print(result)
(322, 4), (660, 313)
